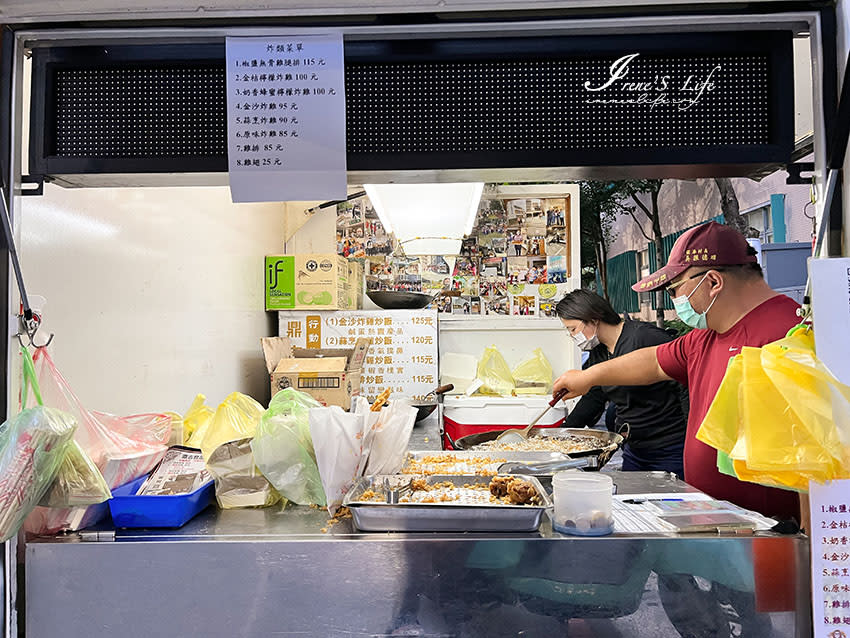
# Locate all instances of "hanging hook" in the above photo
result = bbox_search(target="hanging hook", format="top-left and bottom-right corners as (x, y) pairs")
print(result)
(803, 200), (816, 221)
(15, 313), (54, 349)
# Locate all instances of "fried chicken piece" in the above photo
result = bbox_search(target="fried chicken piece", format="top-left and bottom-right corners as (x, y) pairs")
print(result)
(489, 475), (513, 497)
(507, 478), (537, 505)
(359, 489), (382, 502)
(410, 477), (430, 491)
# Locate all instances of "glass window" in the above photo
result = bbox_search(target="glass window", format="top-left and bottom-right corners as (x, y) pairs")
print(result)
(744, 204), (773, 243)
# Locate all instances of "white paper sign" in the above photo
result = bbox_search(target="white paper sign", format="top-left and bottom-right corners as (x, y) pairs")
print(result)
(811, 258), (850, 386)
(809, 479), (850, 637)
(278, 309), (439, 402)
(225, 34), (347, 203)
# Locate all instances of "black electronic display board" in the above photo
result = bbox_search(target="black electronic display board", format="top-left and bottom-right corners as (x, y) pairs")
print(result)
(28, 31), (793, 177)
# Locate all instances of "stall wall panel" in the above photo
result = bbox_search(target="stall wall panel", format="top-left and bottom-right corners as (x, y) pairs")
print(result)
(18, 184), (292, 413)
(839, 0), (850, 255)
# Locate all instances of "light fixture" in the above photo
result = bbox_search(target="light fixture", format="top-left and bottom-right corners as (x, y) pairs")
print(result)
(363, 183), (484, 255)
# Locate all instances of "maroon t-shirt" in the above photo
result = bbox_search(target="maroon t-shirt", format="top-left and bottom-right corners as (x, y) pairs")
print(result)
(656, 295), (801, 520)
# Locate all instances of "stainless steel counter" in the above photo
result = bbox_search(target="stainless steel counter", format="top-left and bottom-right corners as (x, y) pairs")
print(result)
(24, 471), (811, 638)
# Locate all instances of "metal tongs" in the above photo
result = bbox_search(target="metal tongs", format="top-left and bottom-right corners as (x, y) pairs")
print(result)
(497, 456), (597, 475)
(383, 477), (413, 504)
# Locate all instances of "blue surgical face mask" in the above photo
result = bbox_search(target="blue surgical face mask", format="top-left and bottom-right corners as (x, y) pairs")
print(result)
(672, 273), (717, 330)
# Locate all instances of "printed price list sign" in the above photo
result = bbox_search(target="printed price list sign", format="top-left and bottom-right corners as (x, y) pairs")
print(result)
(811, 480), (850, 637)
(278, 310), (438, 402)
(225, 34), (347, 202)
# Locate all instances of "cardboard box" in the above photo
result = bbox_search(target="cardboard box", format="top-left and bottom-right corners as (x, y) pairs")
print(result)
(261, 336), (370, 410)
(265, 254), (351, 311)
(347, 259), (364, 310)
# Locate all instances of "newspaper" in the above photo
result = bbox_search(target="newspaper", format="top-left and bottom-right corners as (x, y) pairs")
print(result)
(138, 446), (211, 496)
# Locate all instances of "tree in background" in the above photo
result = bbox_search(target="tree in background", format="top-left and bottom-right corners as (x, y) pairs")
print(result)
(585, 178), (754, 326)
(713, 178), (759, 238)
(616, 179), (666, 327)
(579, 181), (622, 300)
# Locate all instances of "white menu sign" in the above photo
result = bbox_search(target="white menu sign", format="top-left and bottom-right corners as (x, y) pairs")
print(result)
(810, 479), (850, 637)
(278, 309), (439, 402)
(225, 34), (347, 203)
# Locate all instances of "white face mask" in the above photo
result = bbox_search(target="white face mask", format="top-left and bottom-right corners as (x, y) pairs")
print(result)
(571, 322), (600, 351)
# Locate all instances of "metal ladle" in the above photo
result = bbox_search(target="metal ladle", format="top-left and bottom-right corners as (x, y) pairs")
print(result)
(495, 388), (568, 444)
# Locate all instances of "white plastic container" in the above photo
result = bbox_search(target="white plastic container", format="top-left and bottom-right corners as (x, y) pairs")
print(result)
(441, 394), (567, 448)
(551, 471), (614, 536)
(439, 352), (478, 394)
(443, 395), (566, 425)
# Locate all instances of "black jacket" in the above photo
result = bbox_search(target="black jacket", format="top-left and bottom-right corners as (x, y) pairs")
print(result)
(564, 320), (687, 451)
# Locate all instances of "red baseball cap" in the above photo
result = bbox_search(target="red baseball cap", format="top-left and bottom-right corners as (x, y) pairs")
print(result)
(632, 221), (758, 293)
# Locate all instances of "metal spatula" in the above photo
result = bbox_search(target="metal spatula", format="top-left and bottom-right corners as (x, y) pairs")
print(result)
(495, 389), (568, 444)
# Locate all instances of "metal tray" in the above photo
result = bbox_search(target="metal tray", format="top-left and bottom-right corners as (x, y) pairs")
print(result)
(343, 474), (552, 533)
(401, 450), (569, 475)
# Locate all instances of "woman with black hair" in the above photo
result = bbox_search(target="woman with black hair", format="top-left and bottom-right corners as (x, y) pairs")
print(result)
(556, 289), (687, 478)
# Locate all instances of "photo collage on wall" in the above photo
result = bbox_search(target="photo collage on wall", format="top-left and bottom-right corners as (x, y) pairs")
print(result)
(341, 194), (572, 317)
(337, 196), (394, 259)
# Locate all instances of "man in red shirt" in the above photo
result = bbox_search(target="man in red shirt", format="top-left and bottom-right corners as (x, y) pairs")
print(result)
(554, 221), (800, 522)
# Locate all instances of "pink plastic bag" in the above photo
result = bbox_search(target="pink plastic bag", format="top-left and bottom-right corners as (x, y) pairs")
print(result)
(23, 347), (170, 534)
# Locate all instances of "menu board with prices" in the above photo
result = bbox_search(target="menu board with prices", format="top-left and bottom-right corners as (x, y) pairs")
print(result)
(810, 479), (850, 637)
(278, 309), (438, 402)
(225, 34), (347, 202)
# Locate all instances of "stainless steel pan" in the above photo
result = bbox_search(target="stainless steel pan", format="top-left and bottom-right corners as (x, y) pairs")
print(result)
(451, 427), (626, 470)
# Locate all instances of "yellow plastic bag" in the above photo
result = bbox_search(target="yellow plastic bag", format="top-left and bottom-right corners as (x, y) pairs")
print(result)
(182, 394), (214, 447)
(699, 327), (850, 492)
(200, 392), (281, 508)
(696, 354), (743, 455)
(735, 345), (834, 491)
(742, 344), (836, 470)
(477, 345), (515, 396)
(761, 329), (850, 467)
(511, 348), (553, 395)
(200, 392), (264, 462)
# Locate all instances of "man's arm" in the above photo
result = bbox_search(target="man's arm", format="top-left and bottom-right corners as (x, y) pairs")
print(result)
(553, 346), (672, 400)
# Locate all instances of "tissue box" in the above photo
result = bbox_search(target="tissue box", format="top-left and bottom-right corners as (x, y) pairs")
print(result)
(265, 254), (351, 311)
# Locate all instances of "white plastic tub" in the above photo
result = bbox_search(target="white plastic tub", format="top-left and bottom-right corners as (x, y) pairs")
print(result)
(551, 472), (614, 536)
(442, 394), (567, 448)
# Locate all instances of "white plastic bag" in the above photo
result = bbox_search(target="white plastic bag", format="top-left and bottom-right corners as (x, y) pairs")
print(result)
(310, 400), (369, 516)
(352, 397), (379, 478)
(364, 399), (417, 475)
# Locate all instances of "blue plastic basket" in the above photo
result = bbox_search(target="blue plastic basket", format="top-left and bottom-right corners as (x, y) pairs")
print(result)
(108, 474), (215, 528)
